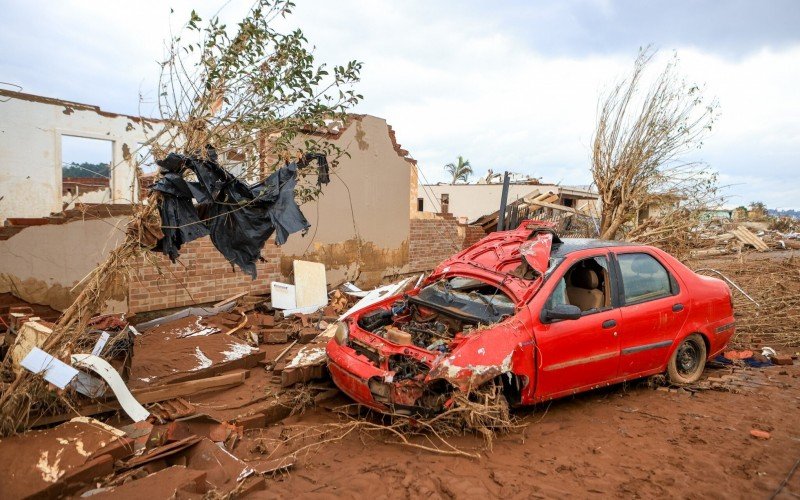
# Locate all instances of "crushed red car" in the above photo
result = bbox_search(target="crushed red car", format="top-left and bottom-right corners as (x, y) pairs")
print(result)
(326, 220), (736, 415)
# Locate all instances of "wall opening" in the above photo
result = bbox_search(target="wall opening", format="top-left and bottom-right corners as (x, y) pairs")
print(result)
(61, 135), (113, 207)
(417, 197), (424, 212)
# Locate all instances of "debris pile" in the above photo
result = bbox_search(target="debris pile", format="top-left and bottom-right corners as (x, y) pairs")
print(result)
(0, 260), (446, 494)
(693, 255), (800, 347)
(689, 220), (800, 258)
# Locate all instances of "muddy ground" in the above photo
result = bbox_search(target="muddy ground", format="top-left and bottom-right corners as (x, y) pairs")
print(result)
(240, 359), (800, 499)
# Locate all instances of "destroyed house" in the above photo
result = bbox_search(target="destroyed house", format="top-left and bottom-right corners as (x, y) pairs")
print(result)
(420, 181), (600, 223)
(0, 90), (481, 315)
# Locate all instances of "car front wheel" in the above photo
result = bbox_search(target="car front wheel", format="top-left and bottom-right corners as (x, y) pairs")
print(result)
(667, 334), (707, 384)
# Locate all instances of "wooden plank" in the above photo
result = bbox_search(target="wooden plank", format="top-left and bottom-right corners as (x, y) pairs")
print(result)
(31, 371), (247, 427)
(524, 198), (590, 216)
(732, 226), (769, 251)
(133, 370), (247, 403)
(213, 291), (249, 308)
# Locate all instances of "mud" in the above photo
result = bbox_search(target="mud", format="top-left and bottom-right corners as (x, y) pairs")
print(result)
(247, 361), (800, 499)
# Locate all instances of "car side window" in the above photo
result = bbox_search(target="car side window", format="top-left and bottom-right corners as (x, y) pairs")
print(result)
(544, 255), (611, 315)
(617, 253), (673, 304)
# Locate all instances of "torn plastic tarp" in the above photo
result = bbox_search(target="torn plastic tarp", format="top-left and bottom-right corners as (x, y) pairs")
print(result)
(150, 147), (326, 278)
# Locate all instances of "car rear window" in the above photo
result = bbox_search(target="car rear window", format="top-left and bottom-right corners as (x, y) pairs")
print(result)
(618, 253), (673, 304)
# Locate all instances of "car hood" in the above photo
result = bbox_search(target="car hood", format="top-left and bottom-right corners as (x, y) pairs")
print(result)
(427, 220), (559, 304)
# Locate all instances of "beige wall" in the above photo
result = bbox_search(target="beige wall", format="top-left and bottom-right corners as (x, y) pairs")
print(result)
(0, 217), (128, 311)
(0, 90), (161, 221)
(0, 91), (417, 311)
(280, 115), (415, 287)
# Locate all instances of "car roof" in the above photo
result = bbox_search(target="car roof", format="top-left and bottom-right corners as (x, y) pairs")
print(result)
(551, 238), (644, 258)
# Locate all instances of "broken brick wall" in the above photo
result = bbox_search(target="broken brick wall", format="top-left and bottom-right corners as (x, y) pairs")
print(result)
(408, 215), (477, 272)
(463, 224), (488, 249)
(128, 236), (282, 313)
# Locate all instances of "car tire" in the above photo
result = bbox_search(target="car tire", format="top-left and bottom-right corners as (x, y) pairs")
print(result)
(667, 334), (707, 384)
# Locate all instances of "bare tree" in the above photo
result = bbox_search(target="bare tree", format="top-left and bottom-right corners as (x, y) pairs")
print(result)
(591, 48), (719, 241)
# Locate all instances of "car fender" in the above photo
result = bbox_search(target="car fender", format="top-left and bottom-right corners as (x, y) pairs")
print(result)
(426, 318), (534, 393)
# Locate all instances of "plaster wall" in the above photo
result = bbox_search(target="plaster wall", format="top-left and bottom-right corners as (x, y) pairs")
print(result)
(280, 115), (414, 287)
(0, 216), (128, 311)
(0, 90), (160, 221)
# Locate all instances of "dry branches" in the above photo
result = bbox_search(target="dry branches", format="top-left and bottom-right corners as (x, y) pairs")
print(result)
(250, 384), (523, 462)
(0, 1), (363, 436)
(592, 47), (719, 241)
(693, 255), (800, 347)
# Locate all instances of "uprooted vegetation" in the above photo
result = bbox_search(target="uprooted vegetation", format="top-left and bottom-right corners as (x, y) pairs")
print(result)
(693, 255), (800, 347)
(0, 0), (362, 437)
(252, 383), (521, 461)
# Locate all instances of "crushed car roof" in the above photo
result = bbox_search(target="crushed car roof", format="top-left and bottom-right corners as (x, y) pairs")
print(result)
(551, 238), (643, 258)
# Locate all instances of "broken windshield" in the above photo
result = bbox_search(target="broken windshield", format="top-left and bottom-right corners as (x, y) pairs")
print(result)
(412, 276), (515, 323)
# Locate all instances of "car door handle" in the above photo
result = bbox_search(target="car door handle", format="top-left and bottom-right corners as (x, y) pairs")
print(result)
(672, 303), (684, 312)
(602, 319), (617, 329)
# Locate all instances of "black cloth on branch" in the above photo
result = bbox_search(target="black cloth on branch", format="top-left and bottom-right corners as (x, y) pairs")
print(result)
(150, 146), (319, 278)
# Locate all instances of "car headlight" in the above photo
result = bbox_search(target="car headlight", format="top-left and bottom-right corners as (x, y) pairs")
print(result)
(334, 321), (349, 346)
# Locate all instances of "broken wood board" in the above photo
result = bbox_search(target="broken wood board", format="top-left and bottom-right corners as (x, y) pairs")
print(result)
(522, 197), (591, 216)
(281, 346), (328, 387)
(293, 260), (328, 309)
(10, 320), (53, 372)
(731, 226), (769, 251)
(213, 291), (249, 308)
(31, 370), (248, 427)
(85, 465), (209, 499)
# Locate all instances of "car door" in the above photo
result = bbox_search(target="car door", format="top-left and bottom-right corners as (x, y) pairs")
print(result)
(614, 250), (689, 376)
(531, 252), (622, 399)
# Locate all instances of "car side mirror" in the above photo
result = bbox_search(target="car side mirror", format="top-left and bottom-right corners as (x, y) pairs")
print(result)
(543, 304), (582, 322)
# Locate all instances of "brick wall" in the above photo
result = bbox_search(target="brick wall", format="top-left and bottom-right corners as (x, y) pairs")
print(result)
(408, 215), (477, 272)
(463, 224), (487, 249)
(128, 237), (282, 313)
(129, 219), (489, 313)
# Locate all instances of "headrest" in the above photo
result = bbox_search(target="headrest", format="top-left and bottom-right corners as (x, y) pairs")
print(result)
(570, 268), (599, 289)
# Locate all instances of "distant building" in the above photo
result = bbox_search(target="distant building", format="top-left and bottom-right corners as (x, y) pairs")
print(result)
(418, 181), (600, 223)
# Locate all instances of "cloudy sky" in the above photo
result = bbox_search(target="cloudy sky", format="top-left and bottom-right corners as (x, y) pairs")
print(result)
(2, 0), (799, 209)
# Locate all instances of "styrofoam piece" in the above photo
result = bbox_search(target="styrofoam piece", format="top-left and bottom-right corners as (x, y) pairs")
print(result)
(20, 347), (79, 389)
(338, 278), (411, 320)
(271, 282), (297, 309)
(71, 353), (150, 422)
(341, 282), (367, 297)
(91, 331), (110, 356)
(293, 260), (327, 309)
(281, 304), (325, 315)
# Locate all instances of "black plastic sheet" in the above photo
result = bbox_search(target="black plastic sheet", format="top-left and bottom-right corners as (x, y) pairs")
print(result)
(150, 147), (321, 278)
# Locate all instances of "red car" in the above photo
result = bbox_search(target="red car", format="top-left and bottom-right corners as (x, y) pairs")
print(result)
(326, 221), (735, 415)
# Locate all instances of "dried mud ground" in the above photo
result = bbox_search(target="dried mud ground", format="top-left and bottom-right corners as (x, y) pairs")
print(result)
(244, 360), (800, 499)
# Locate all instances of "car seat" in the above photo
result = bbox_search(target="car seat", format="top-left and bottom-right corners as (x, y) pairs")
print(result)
(566, 268), (604, 312)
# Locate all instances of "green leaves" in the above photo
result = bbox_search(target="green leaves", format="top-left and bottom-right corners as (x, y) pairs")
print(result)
(158, 0), (362, 193)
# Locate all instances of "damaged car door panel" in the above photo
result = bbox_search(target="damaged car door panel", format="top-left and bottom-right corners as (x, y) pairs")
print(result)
(326, 221), (736, 415)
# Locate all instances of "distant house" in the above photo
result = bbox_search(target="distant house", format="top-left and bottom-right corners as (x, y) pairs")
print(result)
(699, 208), (734, 221)
(419, 181), (600, 223)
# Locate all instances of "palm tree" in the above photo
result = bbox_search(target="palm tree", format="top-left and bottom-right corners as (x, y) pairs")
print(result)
(444, 156), (473, 184)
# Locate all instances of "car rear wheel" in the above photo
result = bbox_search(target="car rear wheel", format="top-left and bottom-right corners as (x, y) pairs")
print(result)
(667, 334), (707, 384)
